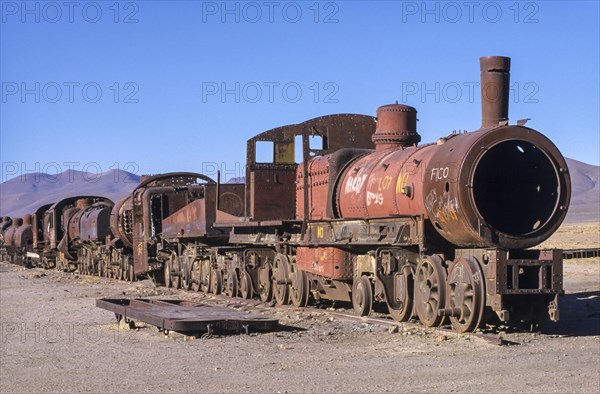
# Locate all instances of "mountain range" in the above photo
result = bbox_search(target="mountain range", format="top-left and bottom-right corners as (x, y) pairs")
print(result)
(0, 169), (140, 218)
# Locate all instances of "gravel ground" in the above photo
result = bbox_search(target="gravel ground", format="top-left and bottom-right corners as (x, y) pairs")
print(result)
(1, 223), (599, 393)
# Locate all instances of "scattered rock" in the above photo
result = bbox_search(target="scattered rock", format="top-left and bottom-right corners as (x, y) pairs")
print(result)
(388, 325), (399, 334)
(136, 279), (156, 289)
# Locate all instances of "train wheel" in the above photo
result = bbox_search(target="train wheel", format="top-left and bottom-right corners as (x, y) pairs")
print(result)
(164, 261), (172, 288)
(181, 255), (191, 290)
(290, 260), (309, 308)
(97, 258), (103, 278)
(273, 254), (290, 305)
(353, 275), (373, 316)
(258, 263), (273, 302)
(87, 253), (94, 275)
(190, 259), (201, 292)
(121, 257), (128, 280)
(240, 271), (253, 299)
(170, 253), (181, 289)
(225, 271), (239, 297)
(200, 259), (211, 293)
(414, 255), (447, 327)
(128, 263), (135, 283)
(387, 269), (414, 322)
(211, 269), (223, 295)
(446, 257), (486, 333)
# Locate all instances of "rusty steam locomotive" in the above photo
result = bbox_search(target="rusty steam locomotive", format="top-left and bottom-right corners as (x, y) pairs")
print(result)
(1, 57), (571, 332)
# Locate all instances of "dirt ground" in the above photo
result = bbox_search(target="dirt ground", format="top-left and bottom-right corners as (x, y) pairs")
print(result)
(1, 222), (599, 393)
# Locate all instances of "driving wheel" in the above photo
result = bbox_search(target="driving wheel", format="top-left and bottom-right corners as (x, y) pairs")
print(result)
(446, 257), (486, 333)
(240, 271), (253, 299)
(414, 255), (447, 327)
(386, 268), (414, 322)
(258, 263), (273, 302)
(225, 271), (239, 298)
(211, 269), (223, 295)
(290, 259), (309, 307)
(273, 254), (290, 305)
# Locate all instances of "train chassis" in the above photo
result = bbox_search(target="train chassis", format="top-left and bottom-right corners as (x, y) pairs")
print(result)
(2, 216), (562, 333)
(154, 239), (562, 333)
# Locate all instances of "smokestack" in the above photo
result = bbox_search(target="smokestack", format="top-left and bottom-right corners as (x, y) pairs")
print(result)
(22, 215), (32, 225)
(480, 56), (511, 128)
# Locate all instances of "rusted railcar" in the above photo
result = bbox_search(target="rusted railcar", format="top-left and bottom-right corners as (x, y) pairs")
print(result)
(2, 56), (570, 333)
(0, 216), (33, 265)
(0, 217), (13, 261)
(36, 196), (114, 271)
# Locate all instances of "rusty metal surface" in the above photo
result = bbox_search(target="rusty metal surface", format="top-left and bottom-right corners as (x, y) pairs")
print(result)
(96, 298), (278, 334)
(3, 218), (21, 249)
(44, 196), (113, 249)
(12, 215), (33, 249)
(217, 183), (245, 218)
(3, 218), (32, 249)
(110, 195), (134, 248)
(78, 202), (113, 241)
(303, 216), (423, 247)
(131, 172), (215, 274)
(335, 126), (571, 249)
(296, 148), (368, 220)
(296, 247), (353, 279)
(161, 199), (208, 238)
(334, 57), (570, 250)
(480, 56), (511, 128)
(32, 204), (52, 249)
(372, 103), (421, 150)
(246, 113), (376, 221)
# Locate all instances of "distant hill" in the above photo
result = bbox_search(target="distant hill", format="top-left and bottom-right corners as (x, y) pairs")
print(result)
(564, 158), (600, 223)
(0, 169), (139, 218)
(0, 159), (598, 223)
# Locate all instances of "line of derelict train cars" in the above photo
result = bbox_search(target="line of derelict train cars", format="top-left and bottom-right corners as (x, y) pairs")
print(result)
(1, 57), (571, 332)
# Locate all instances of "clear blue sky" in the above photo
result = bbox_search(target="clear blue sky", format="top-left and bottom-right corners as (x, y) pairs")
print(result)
(1, 0), (599, 182)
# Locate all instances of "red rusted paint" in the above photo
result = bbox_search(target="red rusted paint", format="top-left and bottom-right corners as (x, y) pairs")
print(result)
(296, 247), (353, 279)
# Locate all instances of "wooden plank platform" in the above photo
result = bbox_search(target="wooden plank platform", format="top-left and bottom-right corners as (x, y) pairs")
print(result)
(96, 298), (279, 334)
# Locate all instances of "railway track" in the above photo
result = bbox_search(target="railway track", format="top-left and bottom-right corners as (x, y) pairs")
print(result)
(562, 248), (600, 259)
(209, 294), (510, 346)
